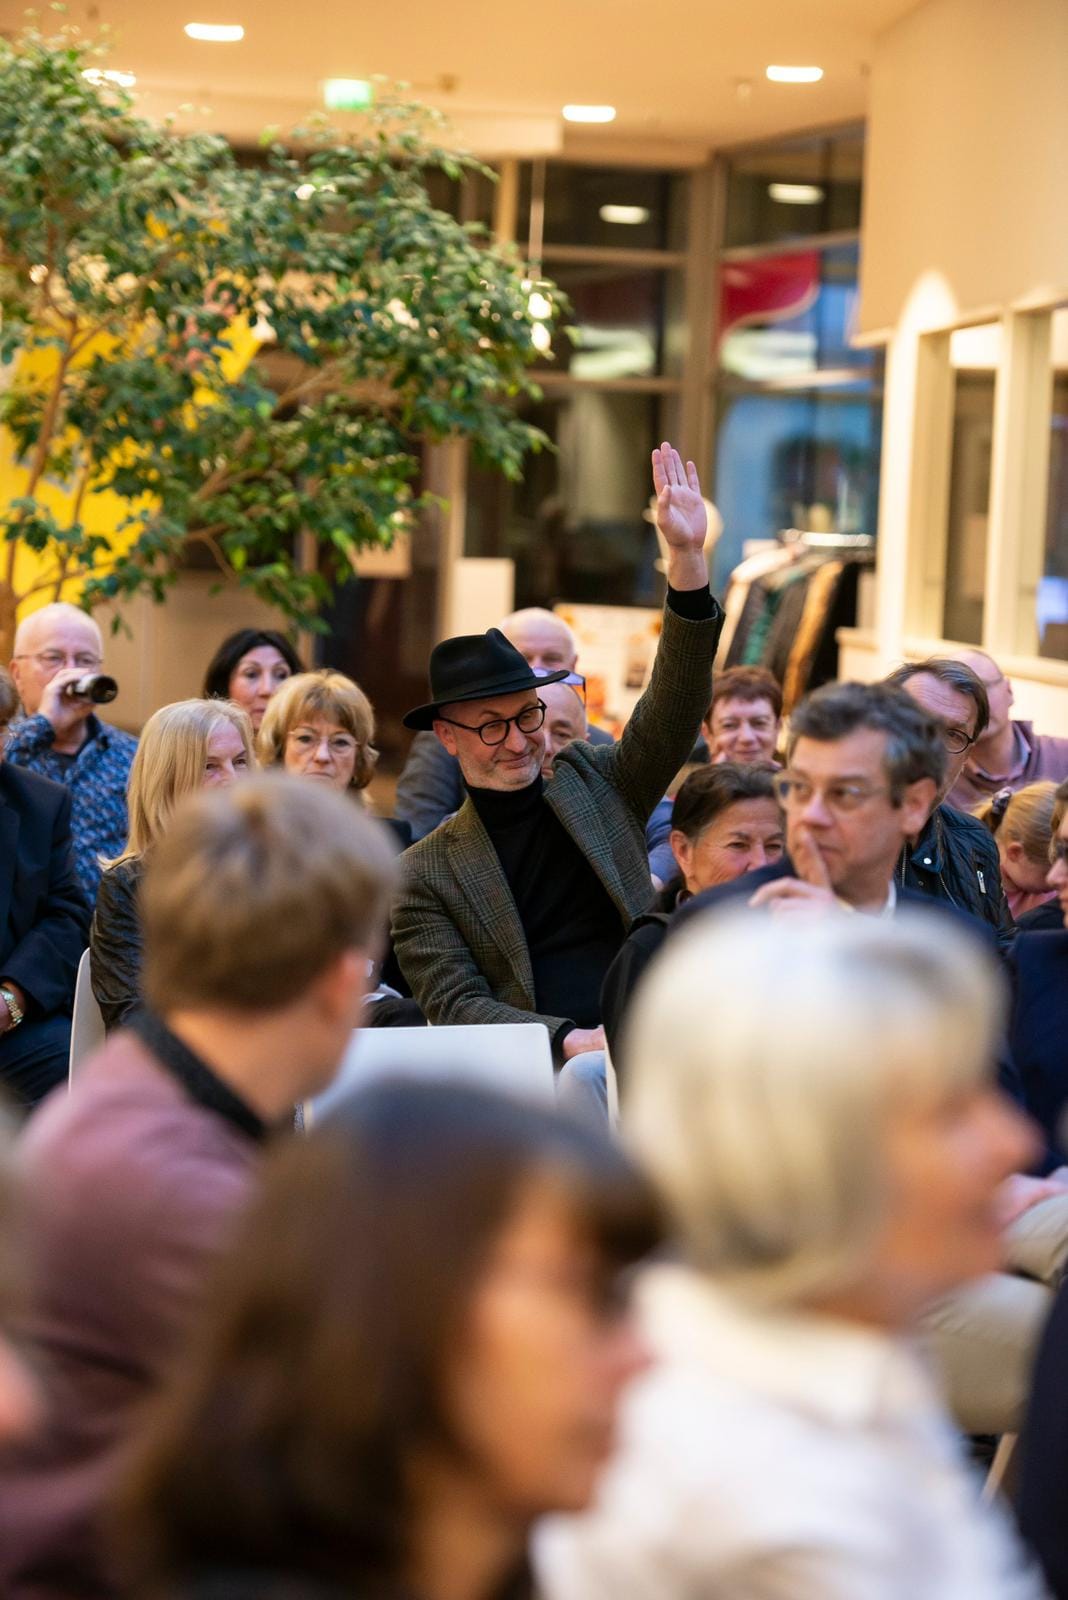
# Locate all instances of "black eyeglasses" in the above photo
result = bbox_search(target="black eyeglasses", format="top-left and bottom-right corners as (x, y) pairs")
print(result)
(942, 726), (976, 755)
(439, 701), (546, 747)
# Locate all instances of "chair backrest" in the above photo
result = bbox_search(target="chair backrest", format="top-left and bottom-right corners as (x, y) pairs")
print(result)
(68, 948), (106, 1083)
(305, 1023), (554, 1128)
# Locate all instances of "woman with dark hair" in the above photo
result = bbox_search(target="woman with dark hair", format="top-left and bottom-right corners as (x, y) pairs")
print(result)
(115, 1080), (658, 1600)
(601, 763), (785, 1064)
(202, 629), (302, 732)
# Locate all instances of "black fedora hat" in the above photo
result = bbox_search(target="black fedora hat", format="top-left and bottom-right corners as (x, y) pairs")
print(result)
(403, 628), (570, 731)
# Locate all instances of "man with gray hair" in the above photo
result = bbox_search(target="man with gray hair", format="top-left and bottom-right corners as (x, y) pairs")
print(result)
(395, 605), (611, 841)
(7, 602), (136, 901)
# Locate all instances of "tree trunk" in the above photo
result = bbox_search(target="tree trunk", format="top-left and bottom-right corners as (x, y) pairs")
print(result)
(0, 582), (16, 663)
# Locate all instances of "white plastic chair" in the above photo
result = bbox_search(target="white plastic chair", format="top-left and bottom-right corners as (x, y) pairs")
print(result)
(304, 1022), (554, 1128)
(68, 948), (106, 1083)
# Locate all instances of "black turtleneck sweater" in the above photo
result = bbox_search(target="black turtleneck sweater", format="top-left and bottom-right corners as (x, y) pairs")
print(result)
(466, 775), (623, 1040)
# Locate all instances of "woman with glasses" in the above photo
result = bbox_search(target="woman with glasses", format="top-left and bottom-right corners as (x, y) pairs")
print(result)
(258, 671), (379, 801)
(90, 701), (255, 1033)
(114, 1080), (657, 1600)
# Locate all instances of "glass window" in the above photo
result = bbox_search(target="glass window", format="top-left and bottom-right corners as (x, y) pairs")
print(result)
(711, 391), (882, 589)
(723, 128), (863, 250)
(718, 242), (874, 383)
(518, 163), (688, 252)
(536, 263), (684, 381)
(465, 391), (680, 609)
(1038, 309), (1068, 659)
(942, 324), (1000, 645)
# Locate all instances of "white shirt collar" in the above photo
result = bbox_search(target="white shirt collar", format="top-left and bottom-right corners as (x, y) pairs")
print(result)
(638, 1263), (938, 1430)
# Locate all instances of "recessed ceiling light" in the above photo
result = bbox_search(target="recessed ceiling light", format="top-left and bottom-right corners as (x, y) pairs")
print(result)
(82, 67), (137, 88)
(599, 204), (650, 225)
(768, 182), (825, 204)
(323, 78), (374, 111)
(184, 22), (245, 42)
(766, 64), (823, 83)
(562, 104), (616, 124)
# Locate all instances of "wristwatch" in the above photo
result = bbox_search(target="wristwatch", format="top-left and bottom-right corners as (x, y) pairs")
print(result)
(0, 983), (24, 1031)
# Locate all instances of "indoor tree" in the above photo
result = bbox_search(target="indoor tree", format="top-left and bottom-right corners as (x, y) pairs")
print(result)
(0, 23), (560, 654)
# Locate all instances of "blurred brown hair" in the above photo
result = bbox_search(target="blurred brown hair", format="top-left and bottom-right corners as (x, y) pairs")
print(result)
(707, 666), (783, 723)
(141, 774), (397, 1013)
(115, 1080), (662, 1595)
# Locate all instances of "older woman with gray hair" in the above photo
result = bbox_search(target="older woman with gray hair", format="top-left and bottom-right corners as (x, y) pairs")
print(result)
(537, 910), (1048, 1600)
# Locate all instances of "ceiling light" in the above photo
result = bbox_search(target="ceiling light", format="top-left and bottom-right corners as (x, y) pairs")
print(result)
(82, 67), (137, 88)
(184, 22), (245, 42)
(323, 78), (374, 111)
(562, 104), (616, 124)
(768, 182), (825, 204)
(599, 204), (650, 225)
(766, 64), (823, 83)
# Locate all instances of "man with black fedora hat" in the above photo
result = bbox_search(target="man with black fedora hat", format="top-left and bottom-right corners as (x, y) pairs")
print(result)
(392, 443), (722, 1116)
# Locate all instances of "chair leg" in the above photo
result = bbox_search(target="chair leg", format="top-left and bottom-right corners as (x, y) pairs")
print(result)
(983, 1432), (1018, 1502)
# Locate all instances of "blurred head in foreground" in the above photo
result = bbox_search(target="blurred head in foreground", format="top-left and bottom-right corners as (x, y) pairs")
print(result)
(627, 908), (1034, 1321)
(116, 1081), (659, 1597)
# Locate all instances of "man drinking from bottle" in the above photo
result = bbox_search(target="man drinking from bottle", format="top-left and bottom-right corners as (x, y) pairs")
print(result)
(9, 603), (137, 902)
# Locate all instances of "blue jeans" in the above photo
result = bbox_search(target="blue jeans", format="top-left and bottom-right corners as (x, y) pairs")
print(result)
(556, 1050), (609, 1128)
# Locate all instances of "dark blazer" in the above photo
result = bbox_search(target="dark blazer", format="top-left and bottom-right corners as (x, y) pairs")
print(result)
(392, 601), (722, 1045)
(396, 723), (614, 842)
(603, 856), (1015, 1088)
(0, 761), (90, 1018)
(90, 856), (145, 1032)
(1009, 931), (1068, 1165)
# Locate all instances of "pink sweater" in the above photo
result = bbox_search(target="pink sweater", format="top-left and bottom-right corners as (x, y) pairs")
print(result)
(0, 1030), (263, 1599)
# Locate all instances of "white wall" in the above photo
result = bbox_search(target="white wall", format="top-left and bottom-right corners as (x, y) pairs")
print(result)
(855, 0), (1068, 722)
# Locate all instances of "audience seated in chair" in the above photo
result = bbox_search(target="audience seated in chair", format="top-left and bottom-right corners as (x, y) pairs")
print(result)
(0, 666), (90, 1106)
(90, 699), (254, 1033)
(0, 776), (396, 1600)
(391, 444), (722, 1125)
(201, 627), (301, 734)
(7, 603), (137, 904)
(886, 658), (1014, 945)
(395, 605), (613, 842)
(538, 911), (1048, 1600)
(601, 763), (784, 1060)
(946, 646), (1068, 813)
(113, 1079), (657, 1600)
(977, 781), (1063, 927)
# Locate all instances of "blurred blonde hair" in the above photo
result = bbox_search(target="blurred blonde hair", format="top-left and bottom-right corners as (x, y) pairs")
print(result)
(975, 781), (1058, 866)
(257, 670), (378, 791)
(626, 908), (1004, 1310)
(109, 699), (254, 866)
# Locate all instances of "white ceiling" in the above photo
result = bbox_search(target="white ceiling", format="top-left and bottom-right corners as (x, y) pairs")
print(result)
(9, 0), (923, 157)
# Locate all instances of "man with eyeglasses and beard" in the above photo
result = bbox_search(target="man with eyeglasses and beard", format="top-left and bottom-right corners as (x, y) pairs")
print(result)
(7, 603), (136, 903)
(392, 444), (722, 1122)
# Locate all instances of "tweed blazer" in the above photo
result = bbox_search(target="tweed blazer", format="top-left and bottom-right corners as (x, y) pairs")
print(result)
(392, 599), (722, 1042)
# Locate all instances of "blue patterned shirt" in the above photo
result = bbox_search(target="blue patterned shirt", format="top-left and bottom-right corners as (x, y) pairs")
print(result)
(4, 713), (137, 902)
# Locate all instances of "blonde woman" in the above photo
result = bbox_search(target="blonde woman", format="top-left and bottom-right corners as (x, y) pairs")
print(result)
(257, 670), (378, 799)
(976, 780), (1060, 923)
(90, 700), (253, 1032)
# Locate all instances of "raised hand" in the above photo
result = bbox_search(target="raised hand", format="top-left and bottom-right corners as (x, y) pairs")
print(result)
(651, 442), (707, 553)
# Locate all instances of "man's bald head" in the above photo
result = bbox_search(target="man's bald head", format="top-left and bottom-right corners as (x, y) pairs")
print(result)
(13, 603), (102, 659)
(500, 607), (577, 673)
(10, 603), (104, 717)
(951, 647), (1014, 741)
(539, 679), (587, 779)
